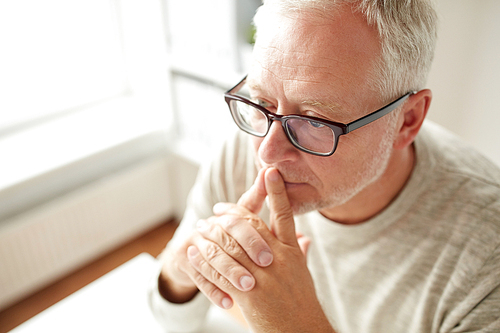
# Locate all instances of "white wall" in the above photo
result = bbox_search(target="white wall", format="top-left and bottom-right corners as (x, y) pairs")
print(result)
(427, 0), (500, 166)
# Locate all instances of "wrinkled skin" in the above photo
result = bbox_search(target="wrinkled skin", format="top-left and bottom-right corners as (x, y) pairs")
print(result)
(158, 3), (431, 332)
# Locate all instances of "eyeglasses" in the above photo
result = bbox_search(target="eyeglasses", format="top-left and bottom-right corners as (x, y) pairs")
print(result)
(224, 76), (415, 156)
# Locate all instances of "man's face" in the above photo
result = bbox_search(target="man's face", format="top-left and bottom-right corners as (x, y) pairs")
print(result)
(248, 6), (399, 218)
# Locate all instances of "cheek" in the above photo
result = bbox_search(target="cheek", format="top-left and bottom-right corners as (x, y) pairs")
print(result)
(337, 131), (366, 153)
(251, 136), (262, 150)
(300, 156), (336, 189)
(336, 127), (380, 158)
(332, 126), (393, 175)
(251, 136), (264, 166)
(312, 137), (367, 182)
(251, 137), (263, 158)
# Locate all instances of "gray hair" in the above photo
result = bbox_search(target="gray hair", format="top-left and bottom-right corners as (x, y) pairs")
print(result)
(253, 0), (438, 101)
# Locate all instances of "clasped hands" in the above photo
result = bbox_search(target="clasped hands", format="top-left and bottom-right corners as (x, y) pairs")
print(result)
(159, 167), (333, 332)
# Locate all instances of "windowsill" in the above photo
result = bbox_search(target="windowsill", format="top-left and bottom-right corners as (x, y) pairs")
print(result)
(0, 94), (172, 222)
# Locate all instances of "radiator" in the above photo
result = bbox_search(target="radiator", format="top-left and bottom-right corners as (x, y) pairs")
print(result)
(0, 156), (177, 311)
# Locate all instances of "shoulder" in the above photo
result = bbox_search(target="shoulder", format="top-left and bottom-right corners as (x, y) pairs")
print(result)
(417, 121), (500, 185)
(415, 121), (500, 213)
(201, 130), (257, 204)
(413, 121), (500, 283)
(414, 120), (500, 223)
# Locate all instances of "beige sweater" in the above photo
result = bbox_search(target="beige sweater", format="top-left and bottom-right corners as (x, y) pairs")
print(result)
(148, 121), (500, 332)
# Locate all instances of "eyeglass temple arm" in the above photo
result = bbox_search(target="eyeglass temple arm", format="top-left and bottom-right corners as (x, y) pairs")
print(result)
(226, 75), (248, 94)
(346, 92), (415, 133)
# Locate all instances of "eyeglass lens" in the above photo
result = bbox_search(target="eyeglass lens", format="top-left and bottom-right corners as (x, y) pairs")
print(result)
(229, 99), (336, 155)
(286, 118), (335, 154)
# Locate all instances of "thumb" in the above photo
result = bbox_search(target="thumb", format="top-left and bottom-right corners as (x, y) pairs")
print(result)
(265, 168), (297, 246)
(236, 167), (268, 214)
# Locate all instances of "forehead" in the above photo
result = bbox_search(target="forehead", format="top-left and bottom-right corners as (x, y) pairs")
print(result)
(249, 5), (381, 112)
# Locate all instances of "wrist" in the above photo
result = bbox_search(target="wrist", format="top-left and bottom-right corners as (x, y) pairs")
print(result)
(158, 270), (198, 304)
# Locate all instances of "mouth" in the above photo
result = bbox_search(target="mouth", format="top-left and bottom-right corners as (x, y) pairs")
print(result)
(284, 181), (307, 190)
(256, 163), (311, 189)
(276, 172), (309, 188)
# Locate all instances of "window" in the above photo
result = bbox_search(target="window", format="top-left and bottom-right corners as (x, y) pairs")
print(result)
(0, 0), (126, 134)
(0, 0), (171, 221)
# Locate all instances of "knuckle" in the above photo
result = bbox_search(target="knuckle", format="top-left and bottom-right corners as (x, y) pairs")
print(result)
(214, 225), (245, 258)
(246, 216), (259, 227)
(249, 216), (266, 230)
(225, 236), (241, 255)
(275, 208), (294, 221)
(192, 271), (207, 286)
(208, 267), (229, 288)
(247, 236), (264, 251)
(203, 217), (216, 231)
(217, 275), (233, 290)
(206, 285), (221, 300)
(221, 215), (239, 231)
(275, 185), (287, 196)
(197, 273), (225, 297)
(213, 224), (229, 241)
(205, 243), (221, 262)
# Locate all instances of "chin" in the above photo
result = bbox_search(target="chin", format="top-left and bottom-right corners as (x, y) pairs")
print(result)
(288, 188), (360, 216)
(289, 198), (322, 216)
(286, 186), (339, 216)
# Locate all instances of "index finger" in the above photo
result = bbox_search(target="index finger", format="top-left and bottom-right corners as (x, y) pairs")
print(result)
(198, 214), (274, 267)
(236, 167), (267, 214)
(265, 168), (297, 246)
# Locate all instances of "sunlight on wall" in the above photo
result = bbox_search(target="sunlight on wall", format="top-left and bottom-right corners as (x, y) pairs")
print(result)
(0, 1), (126, 131)
(427, 0), (500, 166)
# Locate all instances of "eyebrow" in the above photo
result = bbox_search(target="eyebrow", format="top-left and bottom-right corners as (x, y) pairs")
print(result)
(246, 79), (344, 116)
(301, 99), (343, 114)
(246, 80), (261, 93)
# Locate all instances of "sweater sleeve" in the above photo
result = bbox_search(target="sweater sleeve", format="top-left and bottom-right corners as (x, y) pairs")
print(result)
(447, 243), (500, 332)
(145, 168), (219, 332)
(147, 263), (212, 333)
(147, 130), (256, 332)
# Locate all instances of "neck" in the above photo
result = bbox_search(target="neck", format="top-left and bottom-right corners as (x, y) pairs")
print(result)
(319, 145), (415, 224)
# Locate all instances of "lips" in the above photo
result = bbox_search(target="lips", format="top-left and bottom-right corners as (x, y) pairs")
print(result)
(278, 172), (310, 185)
(284, 181), (309, 190)
(283, 180), (305, 185)
(274, 172), (310, 186)
(257, 163), (312, 186)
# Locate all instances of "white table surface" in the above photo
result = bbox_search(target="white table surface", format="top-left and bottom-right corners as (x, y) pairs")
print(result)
(9, 253), (249, 333)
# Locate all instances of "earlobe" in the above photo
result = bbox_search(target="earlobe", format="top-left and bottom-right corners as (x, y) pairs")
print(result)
(393, 89), (432, 150)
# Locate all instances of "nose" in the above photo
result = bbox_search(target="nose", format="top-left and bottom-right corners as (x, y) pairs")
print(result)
(257, 119), (299, 165)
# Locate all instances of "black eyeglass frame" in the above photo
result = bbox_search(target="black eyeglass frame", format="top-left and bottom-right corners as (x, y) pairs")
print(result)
(224, 75), (415, 156)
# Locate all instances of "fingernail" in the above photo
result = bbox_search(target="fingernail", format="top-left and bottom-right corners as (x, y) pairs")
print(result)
(221, 297), (233, 309)
(258, 250), (273, 266)
(267, 168), (280, 182)
(239, 275), (255, 291)
(187, 246), (199, 258)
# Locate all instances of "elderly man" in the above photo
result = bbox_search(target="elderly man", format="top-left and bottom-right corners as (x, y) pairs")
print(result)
(149, 0), (500, 332)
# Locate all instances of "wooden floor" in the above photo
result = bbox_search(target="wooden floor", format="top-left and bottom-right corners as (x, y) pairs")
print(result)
(0, 219), (179, 333)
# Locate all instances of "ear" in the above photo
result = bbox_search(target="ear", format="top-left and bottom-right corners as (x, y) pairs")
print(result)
(393, 89), (432, 150)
